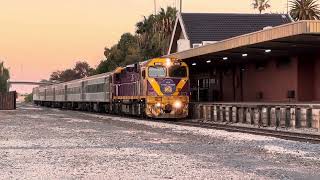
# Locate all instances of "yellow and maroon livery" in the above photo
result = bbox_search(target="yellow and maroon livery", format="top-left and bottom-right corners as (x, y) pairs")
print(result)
(112, 57), (189, 118)
(142, 58), (189, 118)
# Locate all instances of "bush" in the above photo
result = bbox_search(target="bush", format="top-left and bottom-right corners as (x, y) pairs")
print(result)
(24, 94), (33, 103)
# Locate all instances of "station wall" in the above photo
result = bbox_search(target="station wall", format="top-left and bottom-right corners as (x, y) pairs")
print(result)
(241, 57), (298, 102)
(190, 55), (320, 103)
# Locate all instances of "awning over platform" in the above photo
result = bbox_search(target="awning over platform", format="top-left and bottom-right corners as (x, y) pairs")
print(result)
(166, 20), (320, 63)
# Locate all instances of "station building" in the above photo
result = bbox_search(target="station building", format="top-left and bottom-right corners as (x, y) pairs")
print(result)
(167, 13), (320, 103)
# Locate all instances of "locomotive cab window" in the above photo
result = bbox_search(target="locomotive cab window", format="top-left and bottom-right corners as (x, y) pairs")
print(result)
(169, 65), (187, 77)
(148, 66), (166, 78)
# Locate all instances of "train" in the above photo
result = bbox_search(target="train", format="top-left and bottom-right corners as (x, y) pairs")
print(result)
(33, 57), (190, 118)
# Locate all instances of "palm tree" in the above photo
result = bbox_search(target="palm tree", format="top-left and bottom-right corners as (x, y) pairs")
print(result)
(290, 0), (320, 20)
(252, 0), (271, 14)
(135, 7), (178, 56)
(136, 15), (155, 49)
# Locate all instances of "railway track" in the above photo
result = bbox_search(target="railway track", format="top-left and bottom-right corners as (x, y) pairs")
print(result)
(37, 104), (320, 144)
(169, 120), (320, 144)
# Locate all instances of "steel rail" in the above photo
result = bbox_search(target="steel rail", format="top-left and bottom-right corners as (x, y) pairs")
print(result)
(36, 105), (320, 144)
(168, 121), (320, 144)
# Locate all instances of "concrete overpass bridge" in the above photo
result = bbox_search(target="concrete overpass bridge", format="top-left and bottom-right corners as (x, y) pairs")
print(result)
(7, 81), (59, 92)
(8, 81), (57, 86)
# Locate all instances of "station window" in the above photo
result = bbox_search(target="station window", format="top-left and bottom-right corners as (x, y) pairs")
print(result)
(199, 78), (210, 89)
(210, 78), (217, 85)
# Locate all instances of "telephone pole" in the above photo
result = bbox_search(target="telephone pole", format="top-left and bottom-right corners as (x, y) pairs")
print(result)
(180, 0), (182, 13)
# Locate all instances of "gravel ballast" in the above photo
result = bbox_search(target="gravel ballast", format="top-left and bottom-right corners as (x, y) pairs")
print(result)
(0, 103), (320, 179)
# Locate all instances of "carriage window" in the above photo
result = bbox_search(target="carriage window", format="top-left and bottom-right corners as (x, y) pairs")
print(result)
(67, 87), (81, 94)
(86, 84), (105, 93)
(169, 66), (187, 77)
(148, 66), (166, 78)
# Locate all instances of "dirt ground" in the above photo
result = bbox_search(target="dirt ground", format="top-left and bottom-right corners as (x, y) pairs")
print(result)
(0, 103), (320, 179)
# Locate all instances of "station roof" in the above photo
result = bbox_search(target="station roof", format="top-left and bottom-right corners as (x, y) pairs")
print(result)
(181, 13), (292, 45)
(166, 20), (320, 64)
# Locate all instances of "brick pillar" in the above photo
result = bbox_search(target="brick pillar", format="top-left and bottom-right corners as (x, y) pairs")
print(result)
(196, 104), (202, 119)
(246, 108), (252, 124)
(300, 108), (307, 128)
(206, 106), (212, 122)
(238, 107), (245, 123)
(225, 106), (232, 122)
(295, 108), (301, 128)
(261, 107), (269, 127)
(217, 105), (221, 122)
(312, 109), (320, 130)
(203, 105), (208, 121)
(280, 108), (286, 128)
(253, 108), (260, 126)
(232, 107), (238, 123)
(270, 108), (276, 127)
(307, 109), (312, 128)
(290, 108), (296, 128)
(213, 105), (218, 122)
(220, 106), (225, 122)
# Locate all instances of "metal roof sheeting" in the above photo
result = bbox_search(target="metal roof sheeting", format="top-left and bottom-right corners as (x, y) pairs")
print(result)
(181, 13), (292, 45)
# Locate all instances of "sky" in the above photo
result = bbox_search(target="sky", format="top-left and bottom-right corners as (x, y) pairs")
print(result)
(0, 0), (288, 93)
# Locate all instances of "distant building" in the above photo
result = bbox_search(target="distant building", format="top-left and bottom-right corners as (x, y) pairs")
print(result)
(168, 13), (292, 54)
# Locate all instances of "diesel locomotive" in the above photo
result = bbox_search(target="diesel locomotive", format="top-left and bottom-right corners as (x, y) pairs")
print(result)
(33, 57), (190, 119)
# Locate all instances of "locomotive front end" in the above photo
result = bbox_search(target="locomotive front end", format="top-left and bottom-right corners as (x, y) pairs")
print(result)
(145, 58), (189, 119)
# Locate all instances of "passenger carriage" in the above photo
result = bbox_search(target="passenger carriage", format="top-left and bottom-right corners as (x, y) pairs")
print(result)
(54, 84), (66, 107)
(82, 73), (112, 112)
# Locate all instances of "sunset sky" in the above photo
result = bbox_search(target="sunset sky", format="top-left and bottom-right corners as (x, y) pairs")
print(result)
(0, 0), (288, 93)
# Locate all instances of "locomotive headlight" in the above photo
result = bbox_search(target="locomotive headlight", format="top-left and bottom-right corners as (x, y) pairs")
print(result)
(155, 102), (161, 108)
(165, 58), (172, 67)
(173, 100), (182, 109)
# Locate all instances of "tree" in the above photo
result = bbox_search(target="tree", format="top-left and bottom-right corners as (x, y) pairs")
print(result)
(49, 61), (94, 82)
(252, 0), (271, 14)
(95, 60), (111, 74)
(58, 69), (78, 82)
(104, 47), (111, 59)
(0, 62), (10, 92)
(290, 0), (320, 20)
(24, 93), (33, 103)
(95, 33), (142, 74)
(49, 71), (62, 81)
(73, 61), (94, 79)
(95, 6), (178, 74)
(136, 7), (178, 59)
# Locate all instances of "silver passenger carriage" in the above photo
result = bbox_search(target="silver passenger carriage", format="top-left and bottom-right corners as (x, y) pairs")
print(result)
(33, 72), (113, 111)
